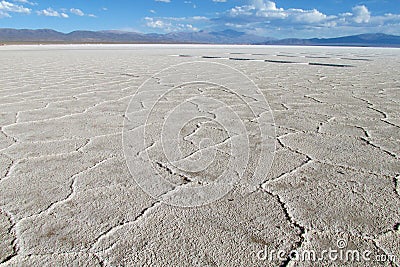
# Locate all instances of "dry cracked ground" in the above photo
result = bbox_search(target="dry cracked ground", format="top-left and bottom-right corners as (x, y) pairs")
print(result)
(0, 45), (399, 266)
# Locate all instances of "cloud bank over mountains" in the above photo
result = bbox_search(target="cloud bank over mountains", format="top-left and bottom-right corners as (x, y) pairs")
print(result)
(145, 0), (400, 37)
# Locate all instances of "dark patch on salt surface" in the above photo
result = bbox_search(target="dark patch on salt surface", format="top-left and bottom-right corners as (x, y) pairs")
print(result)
(121, 73), (139, 77)
(341, 57), (372, 61)
(309, 62), (353, 67)
(265, 59), (297, 64)
(230, 52), (247, 55)
(305, 56), (331, 59)
(202, 56), (222, 59)
(229, 57), (252, 61)
(353, 54), (376, 58)
(276, 54), (298, 58)
(325, 53), (345, 57)
(179, 55), (193, 57)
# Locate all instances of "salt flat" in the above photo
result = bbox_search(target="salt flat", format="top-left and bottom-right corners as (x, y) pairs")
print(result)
(0, 45), (399, 266)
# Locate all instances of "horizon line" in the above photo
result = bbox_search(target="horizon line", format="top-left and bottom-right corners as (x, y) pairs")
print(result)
(1, 27), (399, 39)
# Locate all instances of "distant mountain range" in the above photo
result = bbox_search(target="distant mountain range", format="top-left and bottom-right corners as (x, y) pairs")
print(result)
(0, 28), (272, 44)
(257, 33), (400, 47)
(1, 28), (400, 47)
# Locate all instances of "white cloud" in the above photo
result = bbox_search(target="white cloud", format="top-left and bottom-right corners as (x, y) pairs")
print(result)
(35, 6), (94, 19)
(352, 5), (370, 23)
(252, 0), (279, 11)
(145, 17), (167, 29)
(293, 9), (329, 23)
(192, 16), (208, 21)
(213, 0), (227, 2)
(0, 10), (11, 17)
(12, 0), (36, 6)
(161, 16), (208, 21)
(145, 16), (199, 32)
(155, 0), (171, 2)
(228, 0), (333, 23)
(36, 8), (58, 17)
(36, 8), (67, 18)
(70, 8), (84, 16)
(0, 0), (31, 17)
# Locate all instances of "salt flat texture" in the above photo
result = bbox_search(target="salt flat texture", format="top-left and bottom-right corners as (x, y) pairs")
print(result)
(0, 45), (399, 266)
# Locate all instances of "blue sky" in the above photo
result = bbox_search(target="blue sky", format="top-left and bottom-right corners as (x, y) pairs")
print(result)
(1, 0), (400, 38)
